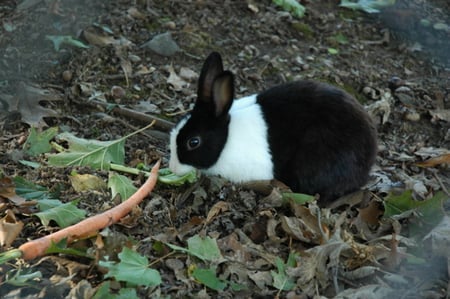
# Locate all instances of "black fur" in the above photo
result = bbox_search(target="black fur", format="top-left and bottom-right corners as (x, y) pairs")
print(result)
(257, 81), (377, 202)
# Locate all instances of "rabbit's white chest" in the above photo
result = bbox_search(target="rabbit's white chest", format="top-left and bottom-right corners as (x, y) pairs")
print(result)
(204, 95), (274, 182)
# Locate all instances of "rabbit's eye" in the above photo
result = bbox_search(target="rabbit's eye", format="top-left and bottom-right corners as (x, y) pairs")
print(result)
(187, 136), (201, 150)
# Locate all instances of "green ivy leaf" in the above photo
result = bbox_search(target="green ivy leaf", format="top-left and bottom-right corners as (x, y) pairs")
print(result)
(108, 173), (137, 201)
(167, 235), (223, 262)
(35, 199), (86, 227)
(192, 267), (227, 291)
(48, 132), (125, 171)
(100, 247), (161, 287)
(23, 127), (58, 156)
(46, 35), (89, 51)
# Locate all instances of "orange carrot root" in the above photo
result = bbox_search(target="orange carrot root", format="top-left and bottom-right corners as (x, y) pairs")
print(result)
(19, 160), (160, 260)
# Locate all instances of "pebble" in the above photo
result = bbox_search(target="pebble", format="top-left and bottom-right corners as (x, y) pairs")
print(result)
(111, 85), (126, 100)
(62, 70), (72, 82)
(140, 32), (180, 57)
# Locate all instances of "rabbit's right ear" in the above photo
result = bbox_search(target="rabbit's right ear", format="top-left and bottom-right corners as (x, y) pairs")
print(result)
(197, 52), (224, 103)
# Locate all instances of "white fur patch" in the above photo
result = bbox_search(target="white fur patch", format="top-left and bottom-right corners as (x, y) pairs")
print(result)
(204, 94), (274, 182)
(169, 116), (195, 175)
(169, 95), (274, 182)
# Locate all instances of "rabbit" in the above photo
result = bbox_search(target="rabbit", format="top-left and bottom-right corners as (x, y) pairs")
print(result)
(169, 52), (377, 203)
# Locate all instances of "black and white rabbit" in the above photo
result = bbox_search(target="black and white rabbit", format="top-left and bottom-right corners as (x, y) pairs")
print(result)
(169, 52), (377, 203)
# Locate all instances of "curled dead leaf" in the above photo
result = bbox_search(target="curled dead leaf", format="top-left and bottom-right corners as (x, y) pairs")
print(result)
(206, 201), (230, 224)
(0, 209), (24, 247)
(416, 153), (450, 168)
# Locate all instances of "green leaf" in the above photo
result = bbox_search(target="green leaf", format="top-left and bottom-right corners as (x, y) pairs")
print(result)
(158, 168), (198, 186)
(192, 267), (227, 291)
(93, 282), (140, 299)
(328, 47), (339, 55)
(339, 0), (396, 14)
(282, 192), (315, 205)
(108, 173), (137, 201)
(35, 199), (86, 227)
(167, 235), (223, 262)
(45, 238), (91, 258)
(3, 269), (42, 287)
(18, 160), (41, 169)
(23, 127), (58, 156)
(100, 247), (161, 287)
(273, 0), (306, 18)
(13, 177), (53, 200)
(48, 132), (125, 171)
(384, 191), (447, 234)
(46, 35), (89, 51)
(271, 252), (297, 291)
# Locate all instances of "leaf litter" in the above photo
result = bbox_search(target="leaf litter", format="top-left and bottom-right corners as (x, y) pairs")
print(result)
(0, 0), (449, 298)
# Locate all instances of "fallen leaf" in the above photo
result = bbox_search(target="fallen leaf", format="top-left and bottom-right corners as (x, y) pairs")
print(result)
(416, 153), (450, 167)
(166, 65), (189, 91)
(0, 177), (27, 206)
(205, 201), (230, 224)
(358, 200), (384, 226)
(82, 30), (116, 46)
(2, 82), (62, 128)
(423, 215), (450, 257)
(69, 173), (107, 192)
(0, 209), (24, 246)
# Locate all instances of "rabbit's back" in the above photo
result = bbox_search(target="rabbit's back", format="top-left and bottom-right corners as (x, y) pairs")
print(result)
(257, 81), (377, 201)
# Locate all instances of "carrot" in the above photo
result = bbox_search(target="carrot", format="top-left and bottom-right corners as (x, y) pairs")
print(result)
(17, 160), (160, 261)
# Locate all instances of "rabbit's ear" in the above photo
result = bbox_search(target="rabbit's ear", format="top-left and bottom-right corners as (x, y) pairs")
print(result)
(197, 52), (224, 102)
(212, 71), (234, 117)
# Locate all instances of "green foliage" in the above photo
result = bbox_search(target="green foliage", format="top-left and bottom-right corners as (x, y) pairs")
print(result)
(108, 173), (137, 201)
(35, 199), (86, 227)
(282, 192), (315, 205)
(158, 168), (198, 186)
(48, 132), (125, 170)
(339, 0), (396, 14)
(13, 176), (54, 200)
(273, 0), (305, 18)
(192, 267), (227, 291)
(384, 191), (447, 235)
(46, 35), (89, 51)
(93, 282), (140, 299)
(167, 235), (223, 262)
(271, 252), (298, 291)
(100, 247), (162, 287)
(45, 238), (91, 258)
(3, 268), (42, 287)
(23, 127), (58, 156)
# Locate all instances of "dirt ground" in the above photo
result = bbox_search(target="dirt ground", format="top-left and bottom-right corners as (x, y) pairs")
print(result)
(0, 0), (449, 298)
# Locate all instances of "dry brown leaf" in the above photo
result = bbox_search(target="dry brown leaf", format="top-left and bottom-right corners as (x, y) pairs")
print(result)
(3, 82), (61, 127)
(429, 109), (450, 122)
(82, 30), (116, 46)
(0, 177), (27, 206)
(120, 58), (133, 87)
(206, 201), (230, 224)
(416, 153), (450, 167)
(358, 200), (384, 226)
(0, 209), (24, 247)
(69, 173), (107, 192)
(167, 65), (189, 91)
